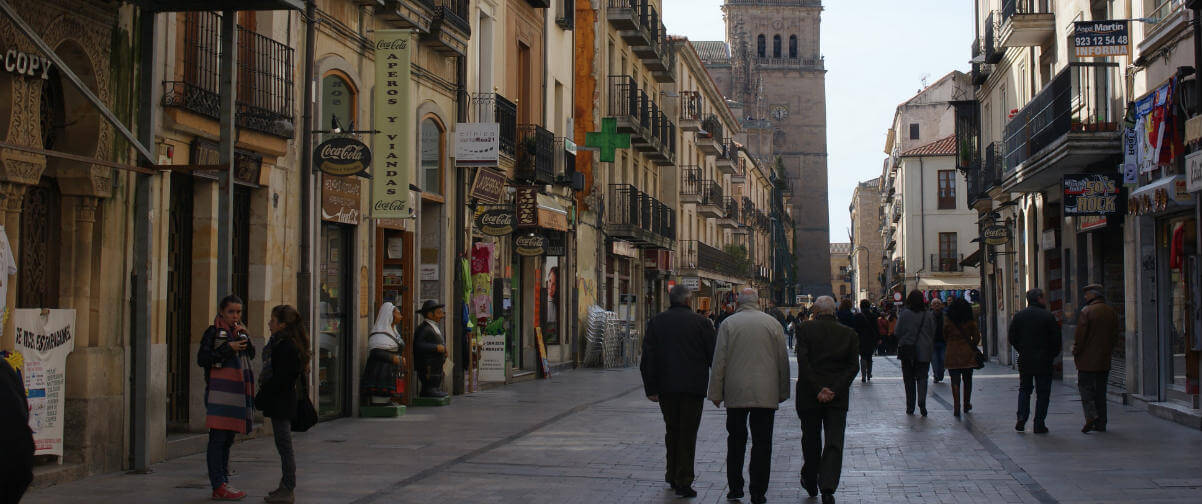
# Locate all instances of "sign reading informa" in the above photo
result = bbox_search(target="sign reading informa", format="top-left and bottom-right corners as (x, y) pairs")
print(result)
(1187, 151), (1202, 193)
(1064, 174), (1121, 216)
(1073, 21), (1129, 58)
(371, 30), (412, 218)
(13, 309), (76, 457)
(454, 123), (500, 166)
(314, 137), (372, 177)
(479, 333), (506, 382)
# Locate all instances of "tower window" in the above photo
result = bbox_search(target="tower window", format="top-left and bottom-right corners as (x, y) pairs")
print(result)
(773, 35), (781, 58)
(789, 35), (798, 58)
(757, 35), (765, 57)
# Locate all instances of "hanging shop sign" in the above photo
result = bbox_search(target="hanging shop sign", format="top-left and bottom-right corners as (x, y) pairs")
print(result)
(321, 175), (361, 225)
(1063, 174), (1121, 216)
(12, 309), (76, 457)
(2, 48), (52, 79)
(611, 240), (639, 258)
(681, 276), (700, 291)
(454, 123), (500, 166)
(982, 224), (1010, 246)
(514, 233), (547, 256)
(371, 30), (413, 218)
(536, 193), (570, 232)
(1073, 20), (1129, 58)
(545, 231), (567, 257)
(1187, 151), (1202, 193)
(314, 137), (372, 178)
(475, 208), (515, 236)
(1079, 215), (1108, 232)
(470, 167), (506, 203)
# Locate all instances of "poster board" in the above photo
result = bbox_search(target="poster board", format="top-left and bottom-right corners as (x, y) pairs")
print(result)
(13, 309), (76, 457)
(479, 333), (506, 382)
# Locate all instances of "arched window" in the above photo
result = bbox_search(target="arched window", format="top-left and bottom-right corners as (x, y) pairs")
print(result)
(756, 35), (765, 58)
(789, 35), (798, 58)
(420, 117), (444, 195)
(773, 35), (781, 58)
(321, 72), (356, 133)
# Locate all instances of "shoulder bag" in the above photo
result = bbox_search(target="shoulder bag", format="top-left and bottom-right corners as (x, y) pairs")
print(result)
(292, 372), (319, 432)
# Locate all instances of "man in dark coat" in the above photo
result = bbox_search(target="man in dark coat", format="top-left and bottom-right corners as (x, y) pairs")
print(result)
(1074, 284), (1119, 433)
(414, 300), (449, 398)
(857, 300), (880, 382)
(1, 357), (33, 504)
(795, 296), (860, 504)
(641, 285), (717, 498)
(1008, 289), (1061, 433)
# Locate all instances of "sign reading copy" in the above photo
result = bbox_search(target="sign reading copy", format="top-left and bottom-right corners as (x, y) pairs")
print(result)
(1073, 21), (1129, 58)
(13, 309), (76, 457)
(315, 137), (372, 178)
(1063, 174), (1121, 216)
(454, 123), (500, 166)
(372, 31), (413, 218)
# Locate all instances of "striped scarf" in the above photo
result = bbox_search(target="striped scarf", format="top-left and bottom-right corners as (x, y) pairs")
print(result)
(205, 318), (255, 434)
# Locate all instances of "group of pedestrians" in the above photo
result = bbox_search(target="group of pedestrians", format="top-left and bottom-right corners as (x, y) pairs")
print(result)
(642, 287), (857, 504)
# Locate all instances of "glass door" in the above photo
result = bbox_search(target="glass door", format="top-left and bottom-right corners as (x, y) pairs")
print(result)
(318, 223), (353, 418)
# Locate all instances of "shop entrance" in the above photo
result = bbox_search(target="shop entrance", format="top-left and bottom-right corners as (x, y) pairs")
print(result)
(375, 227), (413, 404)
(319, 223), (353, 418)
(166, 174), (193, 430)
(1158, 213), (1199, 403)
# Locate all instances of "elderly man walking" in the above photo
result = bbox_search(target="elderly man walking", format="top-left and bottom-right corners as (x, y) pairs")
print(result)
(1009, 289), (1061, 433)
(641, 285), (717, 498)
(1074, 284), (1119, 433)
(795, 296), (859, 504)
(708, 288), (790, 504)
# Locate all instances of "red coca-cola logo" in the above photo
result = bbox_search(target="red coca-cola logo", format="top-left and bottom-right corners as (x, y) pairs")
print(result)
(314, 137), (372, 177)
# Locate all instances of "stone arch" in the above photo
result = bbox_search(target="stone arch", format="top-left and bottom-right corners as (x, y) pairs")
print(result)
(315, 54), (364, 129)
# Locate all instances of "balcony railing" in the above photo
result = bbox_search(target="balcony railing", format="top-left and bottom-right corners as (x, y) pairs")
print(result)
(1000, 0), (1046, 23)
(932, 253), (966, 273)
(679, 240), (747, 278)
(517, 124), (555, 184)
(700, 114), (723, 140)
(556, 0), (575, 29)
(164, 12), (295, 139)
(752, 56), (824, 69)
(607, 184), (675, 248)
(680, 166), (702, 200)
(1002, 62), (1121, 175)
(723, 197), (739, 221)
(699, 180), (722, 207)
(681, 90), (704, 122)
(433, 0), (471, 35)
(984, 10), (1002, 63)
(472, 92), (518, 157)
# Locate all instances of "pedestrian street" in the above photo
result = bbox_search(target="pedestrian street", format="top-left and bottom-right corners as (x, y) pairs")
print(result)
(22, 357), (1202, 504)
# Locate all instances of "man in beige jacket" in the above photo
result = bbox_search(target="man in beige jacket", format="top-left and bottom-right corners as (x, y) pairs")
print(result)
(708, 288), (791, 504)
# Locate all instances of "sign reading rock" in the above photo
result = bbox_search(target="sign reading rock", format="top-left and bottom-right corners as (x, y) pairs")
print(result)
(514, 234), (547, 256)
(1063, 174), (1121, 216)
(476, 208), (515, 236)
(315, 137), (372, 178)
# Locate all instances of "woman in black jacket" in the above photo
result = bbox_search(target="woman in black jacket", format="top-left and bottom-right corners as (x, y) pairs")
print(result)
(256, 305), (310, 504)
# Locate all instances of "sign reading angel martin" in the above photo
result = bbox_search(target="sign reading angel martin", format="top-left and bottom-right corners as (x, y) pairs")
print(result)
(1073, 20), (1129, 58)
(372, 30), (413, 218)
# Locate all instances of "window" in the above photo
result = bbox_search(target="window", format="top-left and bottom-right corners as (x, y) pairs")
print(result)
(420, 117), (444, 195)
(939, 233), (958, 272)
(909, 123), (920, 140)
(937, 170), (956, 209)
(789, 35), (798, 58)
(321, 73), (355, 135)
(772, 35), (781, 58)
(757, 35), (765, 57)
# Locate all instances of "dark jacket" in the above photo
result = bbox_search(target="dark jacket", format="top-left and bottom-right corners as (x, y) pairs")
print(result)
(794, 315), (860, 411)
(932, 310), (946, 344)
(197, 324), (256, 383)
(1008, 303), (1061, 375)
(854, 313), (879, 356)
(413, 320), (446, 370)
(255, 335), (301, 420)
(0, 358), (34, 498)
(944, 320), (982, 370)
(1073, 298), (1119, 372)
(641, 304), (718, 398)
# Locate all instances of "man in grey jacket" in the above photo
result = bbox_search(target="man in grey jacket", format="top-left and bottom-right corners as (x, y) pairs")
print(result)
(708, 288), (791, 504)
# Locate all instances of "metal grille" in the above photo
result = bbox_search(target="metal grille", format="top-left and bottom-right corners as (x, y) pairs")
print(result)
(232, 186), (251, 315)
(433, 0), (471, 34)
(18, 179), (60, 309)
(517, 124), (554, 184)
(166, 174), (194, 428)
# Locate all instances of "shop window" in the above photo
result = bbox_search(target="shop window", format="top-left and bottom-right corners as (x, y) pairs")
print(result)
(757, 35), (765, 57)
(937, 170), (956, 209)
(939, 232), (958, 272)
(420, 117), (444, 196)
(772, 35), (781, 58)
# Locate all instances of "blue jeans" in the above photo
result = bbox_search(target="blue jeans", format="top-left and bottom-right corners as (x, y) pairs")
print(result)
(1017, 373), (1052, 427)
(207, 429), (237, 489)
(931, 342), (947, 381)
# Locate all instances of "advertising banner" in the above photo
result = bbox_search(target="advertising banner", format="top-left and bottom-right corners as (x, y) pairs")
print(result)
(314, 137), (372, 178)
(454, 123), (500, 166)
(479, 333), (506, 382)
(469, 167), (506, 203)
(321, 175), (361, 225)
(371, 30), (412, 218)
(1063, 174), (1122, 216)
(1073, 21), (1129, 58)
(1187, 151), (1202, 193)
(13, 309), (76, 457)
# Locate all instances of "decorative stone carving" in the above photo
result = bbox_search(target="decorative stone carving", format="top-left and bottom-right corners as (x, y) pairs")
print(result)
(74, 195), (98, 223)
(0, 150), (47, 186)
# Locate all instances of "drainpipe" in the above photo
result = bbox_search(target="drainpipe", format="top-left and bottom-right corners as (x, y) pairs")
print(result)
(299, 1), (316, 367)
(453, 49), (467, 394)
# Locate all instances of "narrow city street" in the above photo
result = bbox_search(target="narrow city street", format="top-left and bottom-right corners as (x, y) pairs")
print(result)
(24, 356), (1201, 504)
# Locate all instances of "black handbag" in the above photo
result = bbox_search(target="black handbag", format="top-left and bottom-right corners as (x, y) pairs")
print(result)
(292, 373), (318, 432)
(974, 348), (987, 370)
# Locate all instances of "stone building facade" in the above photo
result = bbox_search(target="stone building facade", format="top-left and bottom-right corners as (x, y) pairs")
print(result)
(830, 242), (851, 300)
(849, 177), (883, 302)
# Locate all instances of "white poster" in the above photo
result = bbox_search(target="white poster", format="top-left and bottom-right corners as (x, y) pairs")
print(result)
(1123, 126), (1139, 185)
(454, 123), (500, 166)
(13, 309), (76, 457)
(479, 333), (506, 382)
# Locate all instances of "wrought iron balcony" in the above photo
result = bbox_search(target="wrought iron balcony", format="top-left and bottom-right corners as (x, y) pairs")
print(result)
(998, 0), (1054, 48)
(645, 111), (676, 166)
(697, 179), (723, 218)
(1001, 62), (1122, 192)
(697, 115), (723, 155)
(715, 138), (736, 175)
(679, 91), (704, 132)
(609, 0), (675, 82)
(719, 197), (739, 229)
(377, 0), (435, 33)
(427, 0), (470, 56)
(607, 75), (649, 145)
(163, 11), (295, 139)
(984, 10), (1002, 63)
(526, 0), (550, 7)
(606, 184), (675, 249)
(968, 142), (1001, 205)
(555, 0), (574, 29)
(730, 155), (746, 184)
(680, 166), (703, 204)
(471, 92), (518, 158)
(516, 124), (555, 185)
(679, 240), (747, 278)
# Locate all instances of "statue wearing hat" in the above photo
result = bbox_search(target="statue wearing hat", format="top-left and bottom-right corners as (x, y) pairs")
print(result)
(414, 300), (448, 398)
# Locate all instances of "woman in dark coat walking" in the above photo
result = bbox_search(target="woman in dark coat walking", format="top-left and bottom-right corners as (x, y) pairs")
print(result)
(894, 291), (934, 416)
(256, 305), (310, 504)
(942, 298), (981, 417)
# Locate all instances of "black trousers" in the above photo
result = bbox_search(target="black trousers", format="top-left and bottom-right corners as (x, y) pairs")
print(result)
(1017, 372), (1052, 427)
(658, 393), (704, 488)
(901, 359), (930, 412)
(726, 407), (776, 498)
(1078, 370), (1109, 427)
(798, 407), (848, 495)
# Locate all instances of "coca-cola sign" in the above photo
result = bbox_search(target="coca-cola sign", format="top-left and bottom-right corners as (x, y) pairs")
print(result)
(514, 233), (547, 256)
(475, 208), (515, 236)
(315, 137), (372, 178)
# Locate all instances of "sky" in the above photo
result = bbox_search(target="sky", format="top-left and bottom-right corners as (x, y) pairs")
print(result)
(661, 0), (974, 243)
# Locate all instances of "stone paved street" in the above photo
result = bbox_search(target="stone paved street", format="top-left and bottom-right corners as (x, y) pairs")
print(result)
(23, 356), (1202, 504)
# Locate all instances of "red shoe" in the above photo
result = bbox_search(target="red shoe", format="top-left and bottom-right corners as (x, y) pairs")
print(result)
(212, 484), (247, 501)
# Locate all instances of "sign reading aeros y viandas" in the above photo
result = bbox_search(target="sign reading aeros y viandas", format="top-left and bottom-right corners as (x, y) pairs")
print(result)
(371, 30), (412, 219)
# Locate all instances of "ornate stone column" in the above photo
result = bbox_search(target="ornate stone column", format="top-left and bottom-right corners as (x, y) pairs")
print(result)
(71, 196), (98, 347)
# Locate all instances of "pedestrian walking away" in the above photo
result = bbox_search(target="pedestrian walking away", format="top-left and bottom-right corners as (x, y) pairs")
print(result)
(942, 298), (981, 418)
(708, 288), (791, 504)
(929, 299), (947, 383)
(640, 285), (717, 498)
(255, 305), (310, 504)
(0, 356), (33, 504)
(197, 295), (257, 501)
(855, 300), (879, 383)
(894, 291), (933, 416)
(1074, 284), (1119, 433)
(795, 296), (859, 504)
(1009, 289), (1061, 433)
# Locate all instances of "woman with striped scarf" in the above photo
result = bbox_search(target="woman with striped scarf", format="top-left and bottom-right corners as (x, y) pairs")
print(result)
(197, 295), (256, 501)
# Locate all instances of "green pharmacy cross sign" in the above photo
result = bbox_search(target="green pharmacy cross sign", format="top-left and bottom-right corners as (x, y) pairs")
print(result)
(585, 118), (630, 163)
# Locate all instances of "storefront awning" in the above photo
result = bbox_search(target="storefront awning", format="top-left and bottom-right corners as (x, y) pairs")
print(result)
(916, 277), (980, 291)
(1128, 175), (1192, 216)
(960, 249), (982, 268)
